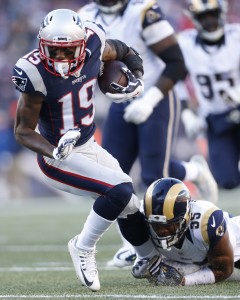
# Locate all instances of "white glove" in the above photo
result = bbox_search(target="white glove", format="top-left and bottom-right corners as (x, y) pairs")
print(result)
(52, 128), (81, 161)
(105, 67), (144, 103)
(223, 86), (240, 105)
(123, 86), (164, 124)
(181, 109), (206, 139)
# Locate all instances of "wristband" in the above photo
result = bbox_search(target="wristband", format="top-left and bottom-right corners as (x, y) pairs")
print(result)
(184, 267), (215, 285)
(144, 86), (164, 108)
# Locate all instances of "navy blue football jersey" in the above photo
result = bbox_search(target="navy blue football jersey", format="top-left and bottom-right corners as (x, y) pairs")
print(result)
(12, 21), (106, 147)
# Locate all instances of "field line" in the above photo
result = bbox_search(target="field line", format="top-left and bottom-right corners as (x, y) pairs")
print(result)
(0, 295), (240, 299)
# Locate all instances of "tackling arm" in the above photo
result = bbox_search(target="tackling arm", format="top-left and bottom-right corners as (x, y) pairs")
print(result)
(183, 230), (234, 285)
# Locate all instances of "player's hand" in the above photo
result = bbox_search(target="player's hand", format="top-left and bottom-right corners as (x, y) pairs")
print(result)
(106, 67), (144, 102)
(181, 108), (206, 139)
(148, 262), (184, 286)
(223, 86), (240, 105)
(123, 86), (164, 124)
(123, 98), (153, 124)
(52, 128), (81, 161)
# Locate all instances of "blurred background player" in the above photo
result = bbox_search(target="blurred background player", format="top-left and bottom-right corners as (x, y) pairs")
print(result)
(138, 177), (240, 286)
(78, 0), (218, 267)
(178, 0), (240, 189)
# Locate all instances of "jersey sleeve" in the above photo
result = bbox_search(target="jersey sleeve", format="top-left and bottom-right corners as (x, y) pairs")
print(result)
(141, 0), (174, 46)
(84, 21), (106, 59)
(12, 51), (47, 97)
(204, 209), (226, 249)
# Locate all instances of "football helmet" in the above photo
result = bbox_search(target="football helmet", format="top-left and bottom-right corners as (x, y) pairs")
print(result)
(186, 0), (228, 42)
(144, 178), (191, 250)
(94, 0), (128, 14)
(38, 9), (86, 79)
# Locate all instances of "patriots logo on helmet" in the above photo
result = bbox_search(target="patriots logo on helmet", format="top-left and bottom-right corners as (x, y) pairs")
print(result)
(12, 76), (27, 92)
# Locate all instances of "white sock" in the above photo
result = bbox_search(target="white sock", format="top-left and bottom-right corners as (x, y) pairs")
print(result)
(133, 238), (158, 259)
(182, 161), (199, 181)
(76, 208), (114, 250)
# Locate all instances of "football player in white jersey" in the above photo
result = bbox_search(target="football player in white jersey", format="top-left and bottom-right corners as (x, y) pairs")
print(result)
(136, 177), (240, 286)
(11, 8), (167, 292)
(78, 0), (218, 268)
(179, 0), (240, 189)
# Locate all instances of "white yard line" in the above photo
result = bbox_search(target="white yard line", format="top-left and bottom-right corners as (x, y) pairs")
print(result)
(0, 295), (240, 299)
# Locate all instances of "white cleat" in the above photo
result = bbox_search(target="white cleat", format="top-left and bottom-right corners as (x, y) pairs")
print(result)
(107, 246), (136, 268)
(191, 155), (218, 204)
(68, 236), (100, 291)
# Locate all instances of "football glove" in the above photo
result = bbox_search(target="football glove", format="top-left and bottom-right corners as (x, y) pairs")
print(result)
(148, 262), (184, 286)
(181, 108), (206, 139)
(106, 67), (144, 103)
(52, 128), (81, 161)
(123, 86), (164, 124)
(223, 86), (240, 105)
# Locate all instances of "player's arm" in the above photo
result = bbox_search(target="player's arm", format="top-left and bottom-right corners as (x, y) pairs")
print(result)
(14, 93), (55, 157)
(150, 34), (187, 96)
(15, 93), (81, 161)
(183, 211), (234, 285)
(103, 40), (143, 78)
(123, 2), (187, 124)
(207, 230), (234, 282)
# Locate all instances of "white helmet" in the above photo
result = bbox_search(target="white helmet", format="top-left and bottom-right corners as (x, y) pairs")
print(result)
(38, 9), (86, 78)
(186, 0), (228, 42)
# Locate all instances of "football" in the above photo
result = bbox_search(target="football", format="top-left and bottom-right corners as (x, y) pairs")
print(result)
(98, 60), (128, 94)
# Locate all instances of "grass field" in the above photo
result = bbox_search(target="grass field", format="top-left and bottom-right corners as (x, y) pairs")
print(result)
(1, 188), (240, 300)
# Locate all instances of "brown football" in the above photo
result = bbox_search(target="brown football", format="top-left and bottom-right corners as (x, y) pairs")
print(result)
(98, 60), (128, 94)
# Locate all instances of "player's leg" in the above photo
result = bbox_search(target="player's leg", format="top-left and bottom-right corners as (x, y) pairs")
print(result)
(38, 138), (160, 289)
(102, 102), (138, 174)
(138, 91), (180, 185)
(208, 128), (240, 189)
(102, 102), (142, 267)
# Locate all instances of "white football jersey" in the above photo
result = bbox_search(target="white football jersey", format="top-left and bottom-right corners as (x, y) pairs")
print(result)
(78, 0), (174, 91)
(177, 24), (240, 118)
(158, 200), (240, 264)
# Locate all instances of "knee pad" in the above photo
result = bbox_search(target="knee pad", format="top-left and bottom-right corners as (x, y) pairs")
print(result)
(105, 182), (134, 210)
(94, 182), (135, 220)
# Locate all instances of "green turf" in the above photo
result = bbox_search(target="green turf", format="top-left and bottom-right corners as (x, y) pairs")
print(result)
(0, 188), (240, 300)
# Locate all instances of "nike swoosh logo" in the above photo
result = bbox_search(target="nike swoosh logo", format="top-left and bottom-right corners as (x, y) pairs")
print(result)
(116, 250), (136, 262)
(211, 216), (216, 227)
(14, 68), (23, 75)
(80, 266), (94, 287)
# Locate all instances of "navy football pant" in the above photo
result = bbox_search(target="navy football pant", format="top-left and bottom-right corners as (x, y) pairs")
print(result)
(102, 92), (186, 187)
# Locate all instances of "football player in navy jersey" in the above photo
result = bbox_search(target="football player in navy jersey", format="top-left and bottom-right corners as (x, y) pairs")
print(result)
(11, 8), (163, 292)
(78, 0), (218, 268)
(133, 177), (240, 286)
